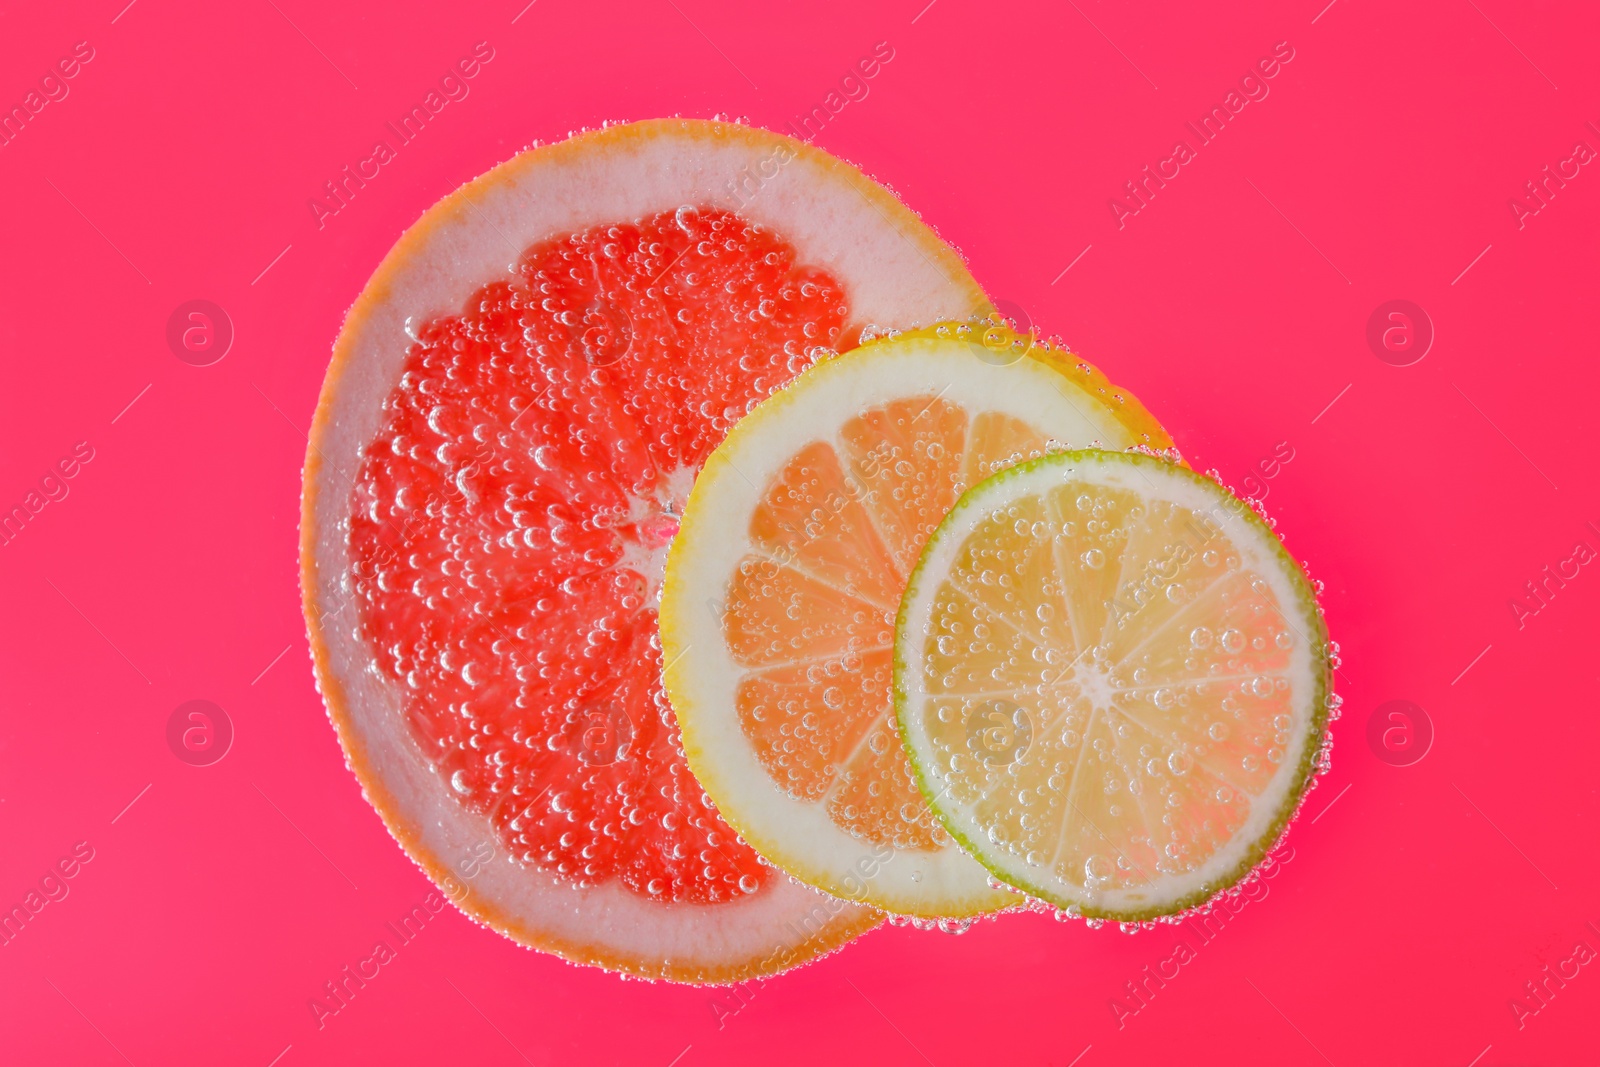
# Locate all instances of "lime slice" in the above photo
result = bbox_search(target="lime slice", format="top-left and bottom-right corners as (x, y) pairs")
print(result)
(894, 450), (1332, 920)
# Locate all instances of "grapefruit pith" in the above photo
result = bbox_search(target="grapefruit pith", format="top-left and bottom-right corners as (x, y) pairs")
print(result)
(301, 119), (987, 982)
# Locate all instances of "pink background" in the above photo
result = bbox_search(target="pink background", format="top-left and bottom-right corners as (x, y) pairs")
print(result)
(2, 0), (1597, 1063)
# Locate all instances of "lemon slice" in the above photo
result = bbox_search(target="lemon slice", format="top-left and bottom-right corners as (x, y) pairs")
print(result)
(894, 450), (1332, 920)
(661, 326), (1173, 917)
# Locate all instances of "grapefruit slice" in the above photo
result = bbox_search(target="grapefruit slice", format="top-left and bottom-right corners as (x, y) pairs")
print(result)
(894, 451), (1334, 921)
(660, 326), (1173, 917)
(300, 119), (989, 982)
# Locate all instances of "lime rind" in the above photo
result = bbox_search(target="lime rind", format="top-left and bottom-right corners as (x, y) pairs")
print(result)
(892, 449), (1334, 923)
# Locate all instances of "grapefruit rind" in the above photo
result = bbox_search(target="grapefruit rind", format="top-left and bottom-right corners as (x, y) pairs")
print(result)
(893, 450), (1332, 922)
(301, 118), (991, 982)
(661, 330), (1175, 918)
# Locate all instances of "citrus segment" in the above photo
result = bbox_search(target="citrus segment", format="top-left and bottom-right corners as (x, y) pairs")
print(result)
(895, 451), (1332, 920)
(662, 327), (1174, 917)
(749, 442), (904, 610)
(303, 118), (988, 981)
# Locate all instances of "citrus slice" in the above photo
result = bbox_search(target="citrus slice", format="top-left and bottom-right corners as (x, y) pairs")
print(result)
(660, 326), (1173, 917)
(894, 450), (1333, 921)
(300, 118), (991, 982)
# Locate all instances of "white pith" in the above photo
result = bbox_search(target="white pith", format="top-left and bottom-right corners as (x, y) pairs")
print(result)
(895, 453), (1323, 915)
(661, 335), (1147, 917)
(301, 119), (989, 981)
(615, 463), (696, 606)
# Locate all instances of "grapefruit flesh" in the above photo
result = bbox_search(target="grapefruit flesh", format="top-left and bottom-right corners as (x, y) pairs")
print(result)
(351, 206), (848, 904)
(302, 119), (987, 981)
